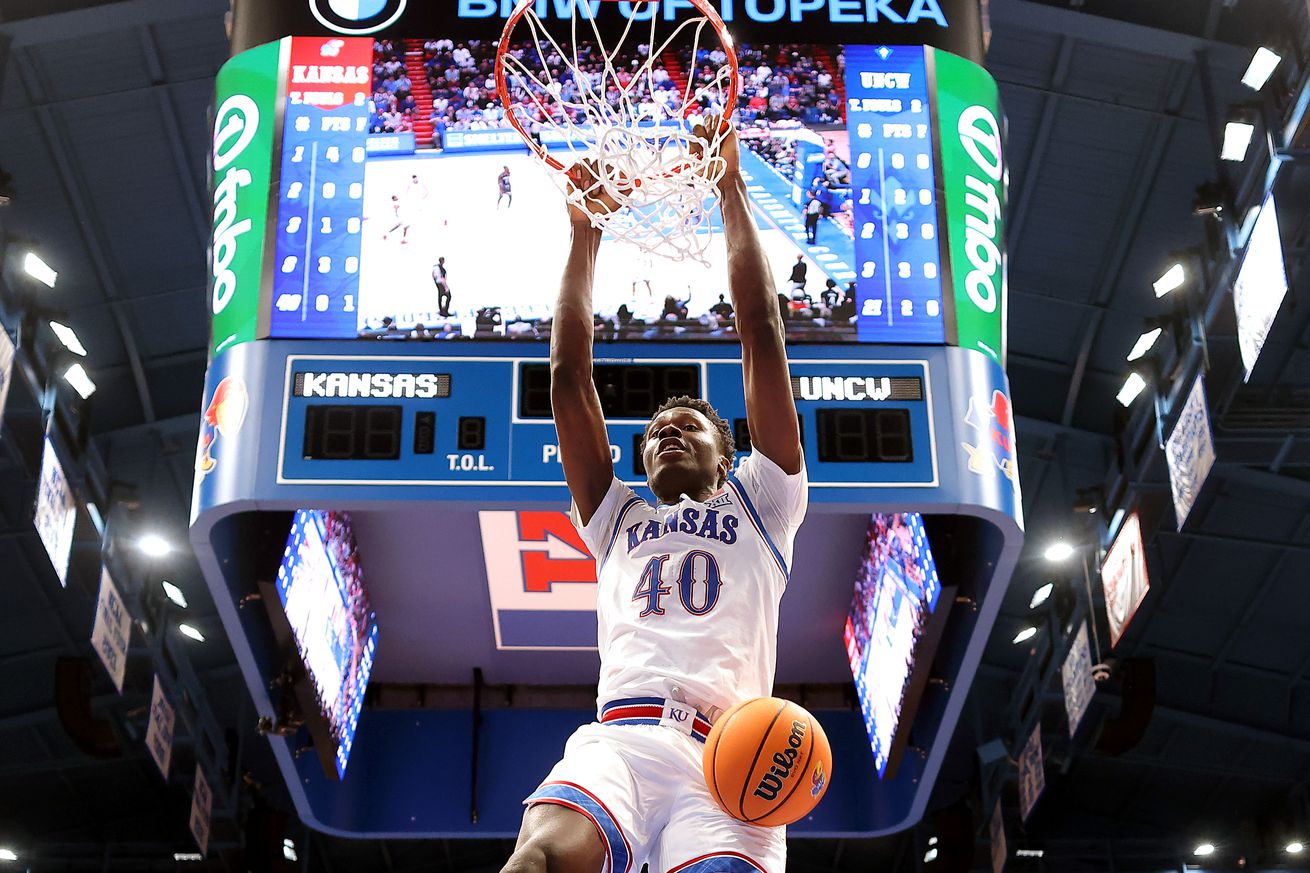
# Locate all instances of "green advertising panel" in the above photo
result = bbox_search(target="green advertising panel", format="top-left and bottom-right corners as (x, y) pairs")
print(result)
(209, 39), (284, 357)
(933, 48), (1007, 367)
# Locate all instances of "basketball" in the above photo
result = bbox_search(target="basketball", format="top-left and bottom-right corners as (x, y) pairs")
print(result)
(702, 697), (832, 827)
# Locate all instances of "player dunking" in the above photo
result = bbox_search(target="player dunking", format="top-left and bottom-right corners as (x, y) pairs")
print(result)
(502, 116), (807, 873)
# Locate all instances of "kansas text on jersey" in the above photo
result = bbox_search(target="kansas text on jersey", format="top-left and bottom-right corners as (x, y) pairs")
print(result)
(572, 451), (809, 717)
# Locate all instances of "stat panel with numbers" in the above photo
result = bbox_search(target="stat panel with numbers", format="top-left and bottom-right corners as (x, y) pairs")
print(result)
(844, 45), (946, 346)
(268, 36), (372, 339)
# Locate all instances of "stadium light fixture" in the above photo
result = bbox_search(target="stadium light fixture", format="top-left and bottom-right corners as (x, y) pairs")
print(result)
(1117, 372), (1149, 407)
(1221, 121), (1255, 161)
(1029, 582), (1054, 609)
(161, 580), (188, 609)
(49, 321), (87, 356)
(1287, 842), (1304, 855)
(1241, 47), (1281, 90)
(63, 362), (96, 399)
(178, 623), (205, 642)
(923, 848), (938, 863)
(1127, 327), (1164, 362)
(1153, 263), (1186, 297)
(23, 252), (56, 287)
(283, 839), (299, 862)
(1012, 626), (1038, 645)
(0, 848), (16, 862)
(138, 534), (172, 557)
(1043, 541), (1075, 562)
(1194, 844), (1216, 857)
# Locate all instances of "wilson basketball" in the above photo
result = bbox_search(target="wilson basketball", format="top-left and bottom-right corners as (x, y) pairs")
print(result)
(703, 697), (832, 827)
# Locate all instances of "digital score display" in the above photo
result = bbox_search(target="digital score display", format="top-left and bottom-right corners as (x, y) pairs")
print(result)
(303, 405), (403, 461)
(517, 364), (701, 420)
(844, 45), (945, 345)
(269, 37), (373, 339)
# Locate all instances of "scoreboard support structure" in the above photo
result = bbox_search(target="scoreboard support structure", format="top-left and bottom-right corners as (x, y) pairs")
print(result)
(191, 339), (1022, 838)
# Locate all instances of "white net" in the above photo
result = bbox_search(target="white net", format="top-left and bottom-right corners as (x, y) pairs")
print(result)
(496, 0), (737, 263)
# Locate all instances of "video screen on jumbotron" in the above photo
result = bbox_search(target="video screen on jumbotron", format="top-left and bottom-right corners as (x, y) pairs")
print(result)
(843, 512), (942, 778)
(275, 510), (378, 778)
(266, 33), (959, 344)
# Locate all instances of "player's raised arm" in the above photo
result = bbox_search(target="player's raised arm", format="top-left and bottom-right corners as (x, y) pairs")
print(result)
(550, 164), (620, 524)
(701, 117), (803, 475)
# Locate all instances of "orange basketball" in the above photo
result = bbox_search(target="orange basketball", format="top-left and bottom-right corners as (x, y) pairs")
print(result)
(702, 697), (832, 827)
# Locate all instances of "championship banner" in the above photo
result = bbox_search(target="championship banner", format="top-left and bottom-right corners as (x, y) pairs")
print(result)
(1165, 374), (1215, 528)
(479, 511), (598, 650)
(1061, 623), (1095, 737)
(1232, 194), (1288, 381)
(1101, 511), (1150, 649)
(34, 436), (77, 587)
(1017, 724), (1044, 822)
(190, 764), (213, 857)
(90, 568), (131, 693)
(0, 327), (14, 433)
(146, 675), (176, 779)
(989, 800), (1006, 873)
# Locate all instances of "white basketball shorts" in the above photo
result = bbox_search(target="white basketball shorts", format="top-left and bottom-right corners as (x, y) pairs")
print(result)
(525, 721), (786, 873)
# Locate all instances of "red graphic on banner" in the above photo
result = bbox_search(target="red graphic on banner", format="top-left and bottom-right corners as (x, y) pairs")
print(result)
(516, 512), (596, 592)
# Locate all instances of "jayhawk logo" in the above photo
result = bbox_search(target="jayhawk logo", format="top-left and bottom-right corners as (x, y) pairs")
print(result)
(810, 761), (827, 797)
(962, 389), (1018, 484)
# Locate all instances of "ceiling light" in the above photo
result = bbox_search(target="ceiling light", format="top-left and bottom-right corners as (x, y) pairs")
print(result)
(1241, 47), (1281, 90)
(923, 848), (938, 863)
(63, 362), (96, 399)
(1153, 263), (1185, 297)
(49, 321), (87, 356)
(1117, 372), (1149, 407)
(1194, 844), (1216, 857)
(138, 534), (172, 557)
(23, 252), (56, 287)
(1029, 582), (1054, 609)
(1043, 541), (1075, 562)
(283, 839), (298, 862)
(1012, 626), (1038, 644)
(178, 623), (205, 642)
(161, 580), (188, 609)
(1016, 849), (1045, 858)
(0, 848), (16, 862)
(1287, 842), (1303, 854)
(1221, 121), (1255, 161)
(173, 853), (203, 862)
(1127, 327), (1164, 362)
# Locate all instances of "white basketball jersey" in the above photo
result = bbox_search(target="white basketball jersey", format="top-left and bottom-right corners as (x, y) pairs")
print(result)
(572, 451), (808, 716)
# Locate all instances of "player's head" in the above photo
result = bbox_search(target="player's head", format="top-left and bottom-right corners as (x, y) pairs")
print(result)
(391, 195), (399, 201)
(641, 395), (735, 503)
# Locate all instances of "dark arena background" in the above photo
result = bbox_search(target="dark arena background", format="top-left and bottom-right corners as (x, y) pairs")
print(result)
(0, 0), (1309, 870)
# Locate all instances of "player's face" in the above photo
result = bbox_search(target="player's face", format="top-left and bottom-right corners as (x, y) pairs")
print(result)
(643, 407), (726, 503)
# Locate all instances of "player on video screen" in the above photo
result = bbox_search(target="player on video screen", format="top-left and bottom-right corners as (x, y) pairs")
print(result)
(502, 116), (807, 873)
(497, 165), (513, 209)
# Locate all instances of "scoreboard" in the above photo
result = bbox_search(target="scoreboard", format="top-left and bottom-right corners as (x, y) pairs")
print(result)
(192, 0), (1021, 844)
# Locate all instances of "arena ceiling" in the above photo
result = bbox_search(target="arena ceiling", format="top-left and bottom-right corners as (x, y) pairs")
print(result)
(1, 0), (1309, 869)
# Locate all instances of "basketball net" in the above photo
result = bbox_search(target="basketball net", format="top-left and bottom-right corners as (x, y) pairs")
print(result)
(495, 0), (739, 262)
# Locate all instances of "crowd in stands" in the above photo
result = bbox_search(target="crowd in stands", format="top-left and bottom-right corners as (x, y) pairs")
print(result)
(370, 39), (416, 134)
(373, 38), (849, 149)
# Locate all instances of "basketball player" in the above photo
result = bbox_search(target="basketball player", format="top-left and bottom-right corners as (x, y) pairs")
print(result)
(502, 115), (806, 873)
(498, 165), (513, 208)
(432, 257), (452, 317)
(382, 194), (411, 244)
